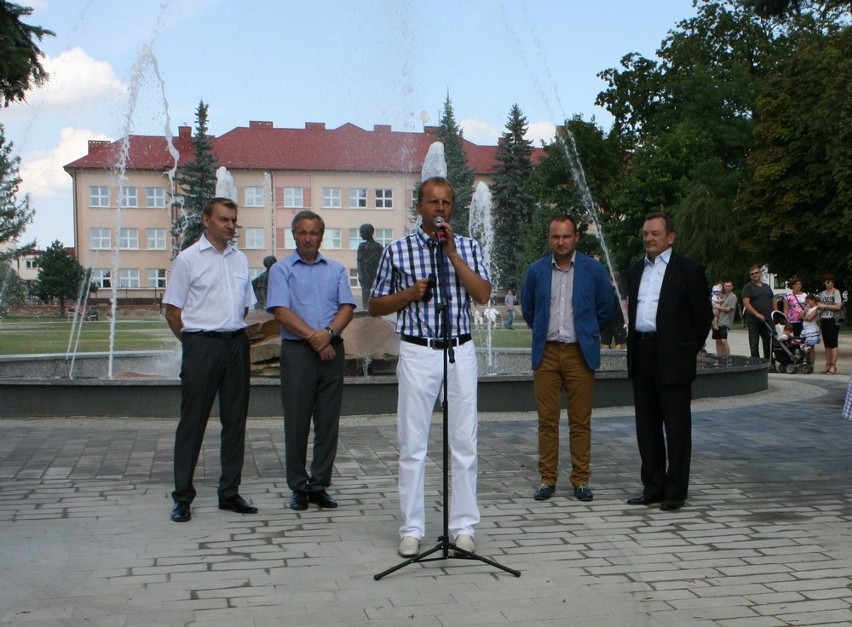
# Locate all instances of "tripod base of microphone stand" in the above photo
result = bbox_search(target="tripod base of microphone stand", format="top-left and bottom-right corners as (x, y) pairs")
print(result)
(374, 536), (521, 580)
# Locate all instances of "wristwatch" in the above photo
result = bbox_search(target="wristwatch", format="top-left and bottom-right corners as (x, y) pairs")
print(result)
(325, 326), (337, 338)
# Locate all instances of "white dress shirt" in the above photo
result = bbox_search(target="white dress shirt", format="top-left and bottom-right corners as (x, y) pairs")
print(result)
(635, 247), (672, 333)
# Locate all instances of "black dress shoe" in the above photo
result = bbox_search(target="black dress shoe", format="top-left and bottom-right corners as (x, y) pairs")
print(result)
(626, 494), (664, 506)
(660, 500), (685, 511)
(171, 501), (191, 523)
(290, 490), (308, 511)
(218, 495), (258, 514)
(308, 490), (338, 508)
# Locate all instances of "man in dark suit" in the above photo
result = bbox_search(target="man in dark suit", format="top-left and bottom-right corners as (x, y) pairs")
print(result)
(625, 212), (712, 512)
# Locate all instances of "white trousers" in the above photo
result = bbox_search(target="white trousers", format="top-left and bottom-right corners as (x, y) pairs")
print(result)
(396, 340), (480, 540)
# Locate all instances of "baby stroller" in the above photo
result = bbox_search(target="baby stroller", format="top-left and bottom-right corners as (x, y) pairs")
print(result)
(769, 311), (814, 374)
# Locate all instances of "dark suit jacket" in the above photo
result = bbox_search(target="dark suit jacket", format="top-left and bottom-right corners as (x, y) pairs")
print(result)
(627, 250), (713, 385)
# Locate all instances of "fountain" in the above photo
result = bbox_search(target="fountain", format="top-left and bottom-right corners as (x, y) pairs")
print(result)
(0, 21), (770, 419)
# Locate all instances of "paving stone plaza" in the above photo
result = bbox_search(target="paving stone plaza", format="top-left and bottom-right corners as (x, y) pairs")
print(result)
(2, 369), (852, 626)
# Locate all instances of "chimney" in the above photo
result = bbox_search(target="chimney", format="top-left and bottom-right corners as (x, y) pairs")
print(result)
(178, 125), (192, 138)
(373, 124), (391, 132)
(423, 125), (438, 135)
(305, 122), (326, 131)
(88, 140), (110, 154)
(249, 121), (273, 129)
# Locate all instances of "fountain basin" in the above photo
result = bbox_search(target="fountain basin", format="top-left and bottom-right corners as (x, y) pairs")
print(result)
(0, 351), (767, 418)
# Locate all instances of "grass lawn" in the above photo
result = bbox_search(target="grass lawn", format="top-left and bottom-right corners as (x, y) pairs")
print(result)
(0, 316), (178, 355)
(0, 316), (534, 355)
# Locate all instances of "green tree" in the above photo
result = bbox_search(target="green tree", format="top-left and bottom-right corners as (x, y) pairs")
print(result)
(436, 94), (475, 235)
(33, 240), (84, 315)
(0, 123), (34, 260)
(0, 1), (54, 107)
(738, 22), (852, 283)
(0, 263), (25, 305)
(596, 0), (780, 280)
(173, 101), (218, 251)
(491, 104), (535, 290)
(527, 117), (626, 271)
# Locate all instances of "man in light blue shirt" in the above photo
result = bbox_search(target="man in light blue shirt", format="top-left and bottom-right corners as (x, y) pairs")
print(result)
(267, 211), (356, 511)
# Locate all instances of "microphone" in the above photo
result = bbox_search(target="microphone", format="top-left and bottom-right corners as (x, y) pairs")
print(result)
(422, 273), (437, 302)
(434, 216), (447, 241)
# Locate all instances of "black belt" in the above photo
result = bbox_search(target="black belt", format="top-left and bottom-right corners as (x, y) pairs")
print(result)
(546, 341), (579, 346)
(186, 329), (245, 339)
(402, 334), (472, 349)
(634, 331), (657, 340)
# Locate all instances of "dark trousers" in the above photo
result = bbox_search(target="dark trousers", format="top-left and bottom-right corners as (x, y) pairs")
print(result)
(631, 339), (692, 501)
(280, 340), (345, 493)
(172, 332), (250, 504)
(747, 320), (772, 360)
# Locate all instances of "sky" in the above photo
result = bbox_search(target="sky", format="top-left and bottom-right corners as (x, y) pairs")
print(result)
(2, 0), (699, 249)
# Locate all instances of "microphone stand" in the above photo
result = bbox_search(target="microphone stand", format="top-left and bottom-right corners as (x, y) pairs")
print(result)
(375, 235), (520, 580)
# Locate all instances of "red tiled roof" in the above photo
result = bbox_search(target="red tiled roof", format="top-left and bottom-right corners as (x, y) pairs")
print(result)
(64, 135), (195, 171)
(64, 122), (545, 174)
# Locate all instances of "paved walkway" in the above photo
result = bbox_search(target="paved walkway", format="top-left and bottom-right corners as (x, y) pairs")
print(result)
(2, 367), (852, 626)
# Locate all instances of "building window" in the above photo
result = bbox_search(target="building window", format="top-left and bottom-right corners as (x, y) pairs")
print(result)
(322, 228), (341, 250)
(349, 227), (392, 250)
(284, 187), (303, 208)
(146, 228), (166, 250)
(245, 186), (264, 207)
(322, 187), (341, 208)
(375, 188), (393, 208)
(245, 227), (264, 249)
(118, 228), (139, 249)
(91, 268), (111, 289)
(145, 187), (166, 208)
(119, 268), (140, 288)
(90, 186), (109, 207)
(374, 228), (393, 246)
(25, 257), (39, 269)
(120, 186), (138, 208)
(348, 188), (367, 208)
(284, 230), (296, 249)
(90, 227), (111, 250)
(249, 267), (264, 281)
(147, 268), (166, 289)
(348, 228), (361, 250)
(349, 268), (360, 289)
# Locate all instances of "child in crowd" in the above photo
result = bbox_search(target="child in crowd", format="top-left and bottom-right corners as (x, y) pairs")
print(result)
(801, 294), (821, 365)
(711, 284), (725, 330)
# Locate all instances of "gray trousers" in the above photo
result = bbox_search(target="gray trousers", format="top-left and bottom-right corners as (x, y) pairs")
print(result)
(280, 339), (345, 493)
(173, 332), (249, 504)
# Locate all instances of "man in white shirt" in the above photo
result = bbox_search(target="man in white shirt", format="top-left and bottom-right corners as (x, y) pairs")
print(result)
(163, 197), (258, 523)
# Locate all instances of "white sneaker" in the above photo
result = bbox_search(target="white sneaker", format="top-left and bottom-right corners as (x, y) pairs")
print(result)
(454, 534), (475, 555)
(398, 536), (419, 557)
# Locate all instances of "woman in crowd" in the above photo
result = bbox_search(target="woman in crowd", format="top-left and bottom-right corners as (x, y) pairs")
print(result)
(817, 273), (843, 374)
(783, 276), (807, 336)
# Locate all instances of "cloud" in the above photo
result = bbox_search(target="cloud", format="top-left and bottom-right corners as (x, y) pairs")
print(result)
(5, 47), (126, 116)
(19, 127), (113, 199)
(460, 118), (502, 145)
(526, 121), (557, 146)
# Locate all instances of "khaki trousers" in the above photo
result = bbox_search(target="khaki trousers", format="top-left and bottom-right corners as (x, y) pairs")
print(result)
(533, 342), (595, 487)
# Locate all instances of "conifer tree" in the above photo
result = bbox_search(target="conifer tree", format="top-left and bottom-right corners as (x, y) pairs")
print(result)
(173, 101), (218, 252)
(491, 104), (535, 290)
(0, 1), (54, 107)
(436, 95), (475, 235)
(0, 123), (34, 261)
